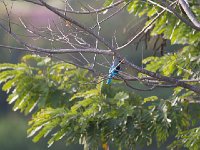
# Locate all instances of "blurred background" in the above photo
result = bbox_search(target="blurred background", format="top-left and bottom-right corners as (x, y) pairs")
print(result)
(0, 0), (173, 149)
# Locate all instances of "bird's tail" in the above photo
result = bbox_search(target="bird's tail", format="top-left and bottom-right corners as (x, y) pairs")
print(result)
(106, 78), (112, 84)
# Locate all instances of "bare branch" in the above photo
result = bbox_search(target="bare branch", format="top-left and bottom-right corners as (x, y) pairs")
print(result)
(91, 2), (128, 29)
(0, 45), (113, 55)
(2, 0), (12, 33)
(123, 79), (157, 91)
(125, 60), (200, 93)
(147, 0), (173, 13)
(24, 0), (124, 14)
(38, 0), (115, 51)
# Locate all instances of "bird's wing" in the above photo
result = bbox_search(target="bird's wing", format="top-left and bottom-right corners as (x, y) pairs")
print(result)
(109, 64), (115, 74)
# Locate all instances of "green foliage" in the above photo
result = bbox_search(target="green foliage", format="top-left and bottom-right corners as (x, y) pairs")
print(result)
(0, 55), (93, 114)
(124, 0), (200, 149)
(126, 1), (200, 97)
(169, 127), (200, 150)
(126, 1), (200, 44)
(142, 46), (200, 79)
(103, 0), (113, 7)
(0, 55), (195, 149)
(103, 0), (114, 14)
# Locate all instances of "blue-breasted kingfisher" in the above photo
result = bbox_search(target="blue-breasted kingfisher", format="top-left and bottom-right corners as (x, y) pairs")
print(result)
(106, 57), (122, 84)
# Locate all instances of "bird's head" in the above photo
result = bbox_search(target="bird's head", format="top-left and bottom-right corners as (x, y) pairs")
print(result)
(119, 59), (125, 64)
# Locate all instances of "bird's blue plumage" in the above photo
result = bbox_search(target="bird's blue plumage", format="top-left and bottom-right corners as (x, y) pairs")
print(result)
(106, 58), (121, 84)
(106, 78), (112, 84)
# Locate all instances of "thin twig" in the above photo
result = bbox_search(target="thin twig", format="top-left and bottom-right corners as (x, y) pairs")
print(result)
(117, 1), (177, 50)
(24, 0), (124, 14)
(91, 2), (129, 29)
(38, 0), (116, 52)
(123, 79), (157, 91)
(2, 1), (12, 33)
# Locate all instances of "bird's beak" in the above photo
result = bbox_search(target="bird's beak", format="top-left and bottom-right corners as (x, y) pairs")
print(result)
(120, 59), (125, 64)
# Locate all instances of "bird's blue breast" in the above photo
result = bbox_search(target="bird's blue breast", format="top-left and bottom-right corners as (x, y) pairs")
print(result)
(106, 59), (121, 84)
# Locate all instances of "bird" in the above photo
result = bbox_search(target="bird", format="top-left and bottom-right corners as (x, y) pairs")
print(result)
(106, 57), (121, 84)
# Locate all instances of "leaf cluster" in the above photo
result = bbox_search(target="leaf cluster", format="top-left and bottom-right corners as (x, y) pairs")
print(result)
(121, 0), (200, 149)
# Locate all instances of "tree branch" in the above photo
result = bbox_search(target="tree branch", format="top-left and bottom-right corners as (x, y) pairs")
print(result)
(146, 0), (200, 30)
(0, 44), (113, 55)
(179, 0), (200, 29)
(161, 1), (200, 31)
(123, 79), (157, 91)
(125, 60), (200, 93)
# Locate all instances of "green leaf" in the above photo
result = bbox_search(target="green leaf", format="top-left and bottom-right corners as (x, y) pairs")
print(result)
(103, 0), (113, 7)
(114, 92), (129, 101)
(144, 96), (158, 103)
